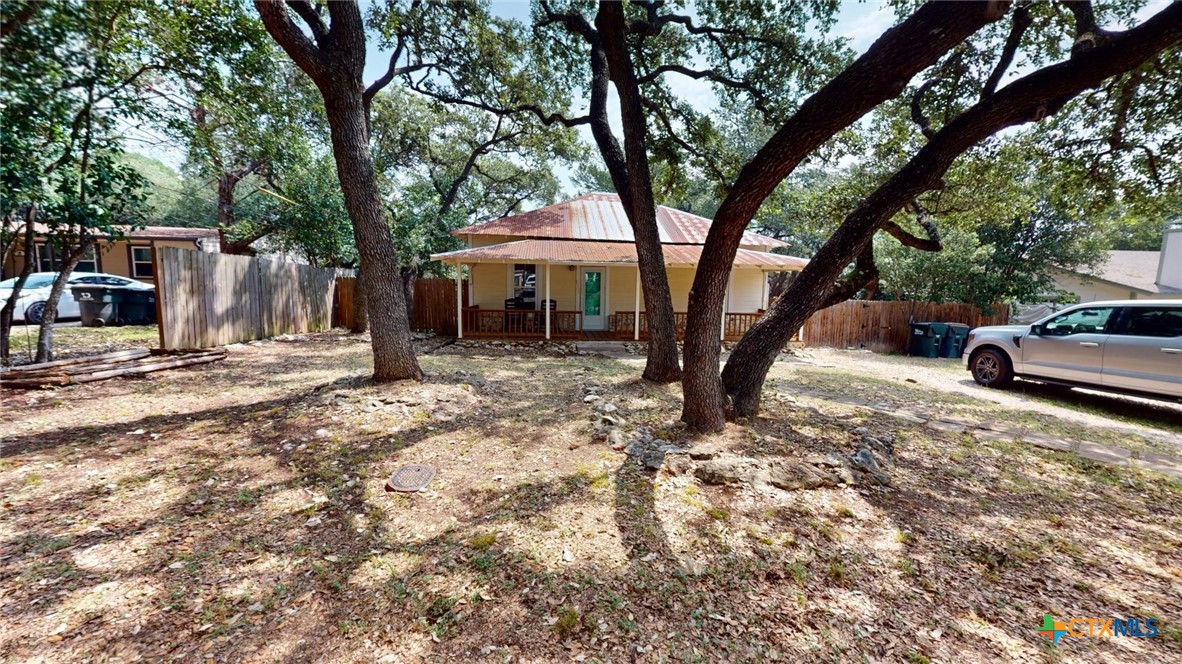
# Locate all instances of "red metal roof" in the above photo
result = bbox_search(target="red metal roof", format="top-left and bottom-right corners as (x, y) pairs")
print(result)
(432, 239), (807, 271)
(454, 193), (788, 248)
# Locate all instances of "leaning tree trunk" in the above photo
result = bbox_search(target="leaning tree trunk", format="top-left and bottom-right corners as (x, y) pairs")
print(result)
(720, 1), (1182, 418)
(1, 209), (37, 365)
(350, 269), (369, 333)
(323, 89), (421, 381)
(721, 239), (866, 418)
(34, 241), (90, 363)
(680, 1), (1010, 431)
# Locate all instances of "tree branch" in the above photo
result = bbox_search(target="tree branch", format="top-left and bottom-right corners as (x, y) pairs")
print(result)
(637, 64), (748, 88)
(1066, 1), (1109, 55)
(981, 1), (1032, 98)
(364, 0), (424, 108)
(438, 116), (512, 217)
(408, 87), (591, 127)
(821, 245), (879, 308)
(881, 211), (942, 252)
(255, 0), (327, 85)
(538, 0), (596, 40)
(910, 78), (941, 140)
(286, 0), (328, 46)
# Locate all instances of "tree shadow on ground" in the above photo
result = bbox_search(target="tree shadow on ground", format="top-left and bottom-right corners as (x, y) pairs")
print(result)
(4, 347), (1180, 663)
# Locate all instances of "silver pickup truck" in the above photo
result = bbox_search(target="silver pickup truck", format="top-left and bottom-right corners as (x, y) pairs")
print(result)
(963, 300), (1182, 401)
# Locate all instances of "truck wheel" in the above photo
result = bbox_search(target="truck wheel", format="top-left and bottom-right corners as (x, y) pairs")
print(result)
(971, 348), (1013, 388)
(24, 301), (46, 325)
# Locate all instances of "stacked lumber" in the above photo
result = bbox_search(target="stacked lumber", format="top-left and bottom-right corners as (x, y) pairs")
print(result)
(1, 348), (227, 389)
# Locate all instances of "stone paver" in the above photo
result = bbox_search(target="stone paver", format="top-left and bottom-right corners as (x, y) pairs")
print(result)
(973, 429), (1016, 443)
(1135, 453), (1182, 478)
(1076, 441), (1132, 466)
(1020, 432), (1074, 453)
(976, 420), (1027, 435)
(926, 420), (966, 434)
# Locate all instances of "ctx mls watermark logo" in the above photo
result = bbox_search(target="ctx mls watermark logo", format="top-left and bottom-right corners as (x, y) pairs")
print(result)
(1038, 614), (1159, 645)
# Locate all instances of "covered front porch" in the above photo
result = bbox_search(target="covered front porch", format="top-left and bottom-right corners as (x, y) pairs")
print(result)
(431, 239), (806, 342)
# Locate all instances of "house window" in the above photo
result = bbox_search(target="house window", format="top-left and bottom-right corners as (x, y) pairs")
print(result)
(131, 246), (154, 278)
(512, 264), (536, 305)
(36, 243), (97, 273)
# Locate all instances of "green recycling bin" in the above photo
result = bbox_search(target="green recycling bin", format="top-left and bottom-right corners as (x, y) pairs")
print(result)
(940, 323), (971, 358)
(908, 322), (949, 358)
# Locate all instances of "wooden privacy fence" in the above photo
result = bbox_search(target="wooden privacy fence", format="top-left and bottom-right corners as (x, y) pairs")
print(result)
(334, 277), (358, 330)
(155, 247), (336, 349)
(802, 300), (1007, 353)
(412, 278), (459, 336)
(333, 277), (462, 336)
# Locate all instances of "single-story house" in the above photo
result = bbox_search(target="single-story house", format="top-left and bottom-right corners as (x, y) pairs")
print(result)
(431, 192), (807, 340)
(1, 224), (219, 283)
(1051, 225), (1182, 302)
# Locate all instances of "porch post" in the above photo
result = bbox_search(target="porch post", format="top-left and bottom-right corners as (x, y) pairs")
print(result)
(545, 262), (551, 340)
(761, 270), (768, 309)
(455, 262), (463, 339)
(633, 264), (640, 341)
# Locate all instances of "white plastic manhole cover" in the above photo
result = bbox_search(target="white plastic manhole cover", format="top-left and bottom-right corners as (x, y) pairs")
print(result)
(386, 464), (436, 492)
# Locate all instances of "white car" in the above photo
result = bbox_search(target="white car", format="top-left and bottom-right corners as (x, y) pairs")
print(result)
(0, 272), (153, 324)
(963, 300), (1182, 401)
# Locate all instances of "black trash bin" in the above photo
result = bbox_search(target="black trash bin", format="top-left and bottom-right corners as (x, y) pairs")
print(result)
(119, 289), (157, 325)
(71, 284), (120, 327)
(907, 322), (949, 358)
(940, 323), (971, 359)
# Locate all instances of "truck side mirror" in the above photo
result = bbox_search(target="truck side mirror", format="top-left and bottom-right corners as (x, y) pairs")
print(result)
(1030, 324), (1043, 336)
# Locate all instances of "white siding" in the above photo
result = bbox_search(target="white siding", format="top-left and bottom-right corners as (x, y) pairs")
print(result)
(728, 269), (766, 312)
(548, 265), (579, 310)
(471, 263), (508, 308)
(608, 266), (640, 315)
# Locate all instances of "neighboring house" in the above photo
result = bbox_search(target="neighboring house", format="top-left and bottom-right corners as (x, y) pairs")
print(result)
(1051, 225), (1182, 302)
(1, 224), (219, 283)
(431, 192), (807, 340)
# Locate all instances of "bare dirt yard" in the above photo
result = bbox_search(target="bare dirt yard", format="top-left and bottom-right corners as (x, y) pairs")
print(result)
(2, 332), (1180, 663)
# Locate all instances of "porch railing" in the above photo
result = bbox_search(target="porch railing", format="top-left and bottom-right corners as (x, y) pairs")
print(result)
(609, 311), (765, 341)
(461, 307), (582, 338)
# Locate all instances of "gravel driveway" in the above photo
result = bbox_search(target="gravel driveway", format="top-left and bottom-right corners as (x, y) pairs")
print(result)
(790, 348), (1182, 451)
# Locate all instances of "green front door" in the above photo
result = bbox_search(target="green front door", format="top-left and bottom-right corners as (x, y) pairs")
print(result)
(581, 267), (605, 331)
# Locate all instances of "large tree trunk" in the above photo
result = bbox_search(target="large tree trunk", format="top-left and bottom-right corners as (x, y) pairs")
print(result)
(595, 2), (681, 382)
(1, 209), (37, 365)
(632, 214), (681, 382)
(680, 1), (1008, 431)
(350, 269), (369, 333)
(720, 2), (1182, 420)
(323, 88), (421, 381)
(255, 0), (421, 382)
(216, 174), (238, 254)
(34, 240), (90, 363)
